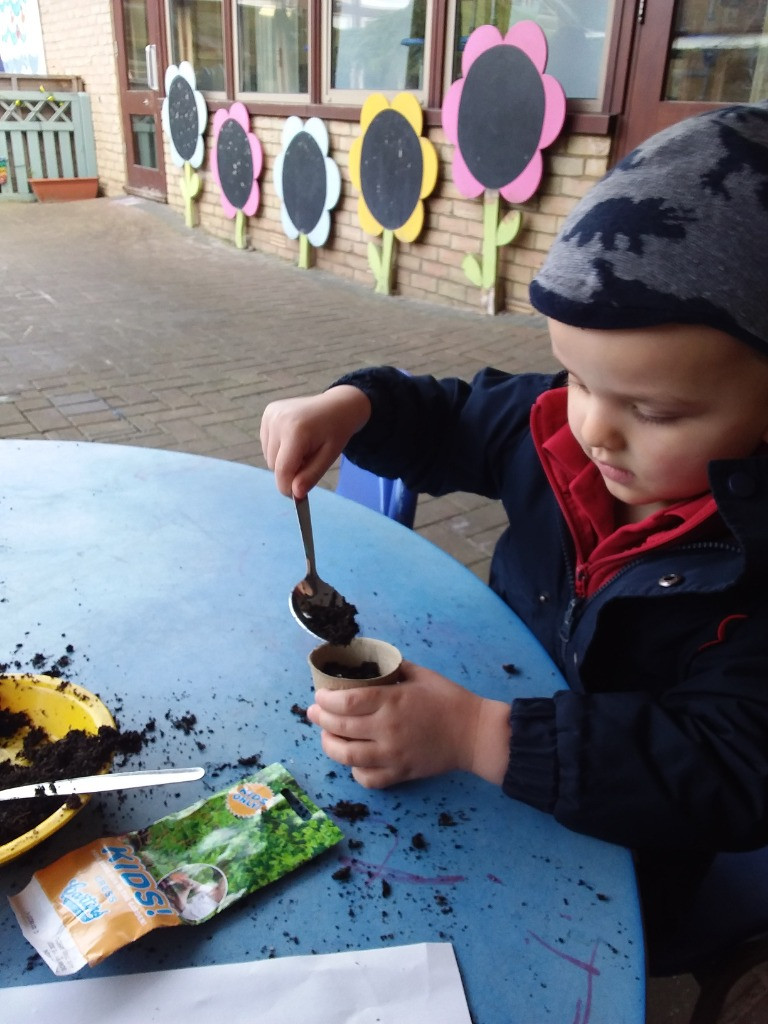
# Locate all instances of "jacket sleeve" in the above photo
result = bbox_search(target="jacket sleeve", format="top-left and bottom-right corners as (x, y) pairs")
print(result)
(333, 366), (557, 499)
(504, 602), (768, 852)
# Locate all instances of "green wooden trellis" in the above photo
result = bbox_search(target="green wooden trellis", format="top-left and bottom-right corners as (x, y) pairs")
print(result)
(0, 90), (98, 201)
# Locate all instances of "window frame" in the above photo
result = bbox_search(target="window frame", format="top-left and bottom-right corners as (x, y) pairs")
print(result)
(232, 0), (312, 102)
(321, 0), (435, 106)
(164, 0), (230, 98)
(168, 0), (634, 135)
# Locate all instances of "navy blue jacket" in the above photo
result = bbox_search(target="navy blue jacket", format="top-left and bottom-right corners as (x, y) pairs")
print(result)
(339, 366), (768, 854)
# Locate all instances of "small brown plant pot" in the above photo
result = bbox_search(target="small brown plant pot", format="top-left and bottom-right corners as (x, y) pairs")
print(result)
(29, 177), (99, 202)
(308, 637), (402, 691)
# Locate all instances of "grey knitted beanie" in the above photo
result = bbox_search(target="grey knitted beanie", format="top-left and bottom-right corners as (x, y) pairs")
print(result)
(529, 102), (768, 354)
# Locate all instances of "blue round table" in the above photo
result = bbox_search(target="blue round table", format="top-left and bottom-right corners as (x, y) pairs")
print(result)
(0, 441), (645, 1022)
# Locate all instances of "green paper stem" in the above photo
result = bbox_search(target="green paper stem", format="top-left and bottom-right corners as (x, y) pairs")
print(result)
(298, 234), (311, 269)
(235, 210), (247, 250)
(481, 189), (500, 291)
(181, 162), (201, 229)
(375, 229), (395, 295)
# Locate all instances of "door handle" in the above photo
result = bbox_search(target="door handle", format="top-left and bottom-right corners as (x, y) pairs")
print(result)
(145, 43), (159, 91)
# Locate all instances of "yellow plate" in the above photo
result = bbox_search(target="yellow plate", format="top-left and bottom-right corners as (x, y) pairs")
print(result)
(0, 674), (115, 865)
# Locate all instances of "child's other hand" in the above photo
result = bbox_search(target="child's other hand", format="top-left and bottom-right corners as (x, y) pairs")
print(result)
(260, 386), (371, 498)
(306, 661), (511, 789)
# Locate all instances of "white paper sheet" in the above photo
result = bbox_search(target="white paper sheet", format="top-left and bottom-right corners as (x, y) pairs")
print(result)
(2, 942), (472, 1024)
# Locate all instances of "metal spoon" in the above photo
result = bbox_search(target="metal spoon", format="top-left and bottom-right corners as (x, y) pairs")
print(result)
(290, 495), (359, 643)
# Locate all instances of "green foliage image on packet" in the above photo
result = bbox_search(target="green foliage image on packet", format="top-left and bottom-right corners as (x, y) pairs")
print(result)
(129, 763), (344, 923)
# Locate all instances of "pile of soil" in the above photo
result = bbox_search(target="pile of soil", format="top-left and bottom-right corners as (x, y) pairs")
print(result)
(0, 687), (145, 846)
(296, 592), (359, 645)
(321, 660), (381, 679)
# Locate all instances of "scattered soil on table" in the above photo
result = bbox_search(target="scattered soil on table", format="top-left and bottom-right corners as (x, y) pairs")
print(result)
(330, 799), (370, 823)
(166, 710), (197, 734)
(295, 593), (360, 646)
(290, 703), (310, 724)
(321, 660), (381, 680)
(237, 753), (263, 768)
(434, 893), (453, 915)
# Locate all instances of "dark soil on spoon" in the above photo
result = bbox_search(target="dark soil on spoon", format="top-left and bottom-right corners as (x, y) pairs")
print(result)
(296, 592), (360, 645)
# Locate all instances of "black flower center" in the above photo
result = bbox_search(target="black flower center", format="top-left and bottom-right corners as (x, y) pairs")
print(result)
(282, 132), (327, 235)
(457, 45), (545, 190)
(217, 120), (254, 211)
(360, 109), (423, 232)
(167, 76), (199, 163)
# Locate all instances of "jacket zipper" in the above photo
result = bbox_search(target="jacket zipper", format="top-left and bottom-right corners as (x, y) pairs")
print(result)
(558, 538), (740, 663)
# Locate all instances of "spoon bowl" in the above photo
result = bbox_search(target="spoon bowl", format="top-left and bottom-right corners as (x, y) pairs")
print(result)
(290, 495), (360, 644)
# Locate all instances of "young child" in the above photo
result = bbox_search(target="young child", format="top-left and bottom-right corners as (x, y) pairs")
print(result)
(260, 102), (768, 953)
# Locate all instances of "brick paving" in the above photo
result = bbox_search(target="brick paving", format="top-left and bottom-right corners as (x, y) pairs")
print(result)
(0, 195), (556, 581)
(4, 195), (759, 1023)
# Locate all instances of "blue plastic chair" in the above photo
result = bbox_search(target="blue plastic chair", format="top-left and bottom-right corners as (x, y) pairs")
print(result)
(335, 455), (418, 528)
(649, 846), (768, 1023)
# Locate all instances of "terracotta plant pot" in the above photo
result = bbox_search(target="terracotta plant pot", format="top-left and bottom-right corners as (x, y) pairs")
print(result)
(29, 177), (99, 202)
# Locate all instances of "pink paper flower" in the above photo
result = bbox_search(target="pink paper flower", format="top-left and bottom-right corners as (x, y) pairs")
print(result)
(209, 102), (263, 219)
(441, 22), (565, 204)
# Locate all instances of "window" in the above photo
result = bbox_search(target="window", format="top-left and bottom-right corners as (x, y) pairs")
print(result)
(160, 0), (620, 117)
(326, 0), (430, 100)
(236, 0), (309, 95)
(615, 0), (768, 160)
(450, 0), (614, 102)
(664, 0), (768, 104)
(124, 0), (151, 87)
(168, 0), (226, 91)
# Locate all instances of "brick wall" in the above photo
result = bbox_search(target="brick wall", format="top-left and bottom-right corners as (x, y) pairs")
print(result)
(36, 1), (611, 316)
(37, 0), (125, 198)
(167, 116), (610, 316)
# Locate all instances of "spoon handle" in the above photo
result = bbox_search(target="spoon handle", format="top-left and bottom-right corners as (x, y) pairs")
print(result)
(294, 495), (317, 579)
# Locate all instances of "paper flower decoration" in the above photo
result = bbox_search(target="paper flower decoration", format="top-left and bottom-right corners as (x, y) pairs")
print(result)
(210, 102), (263, 250)
(349, 93), (438, 295)
(442, 21), (565, 311)
(161, 62), (208, 228)
(274, 117), (341, 269)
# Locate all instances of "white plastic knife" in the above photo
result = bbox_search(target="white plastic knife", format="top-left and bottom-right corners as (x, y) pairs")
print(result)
(0, 766), (205, 801)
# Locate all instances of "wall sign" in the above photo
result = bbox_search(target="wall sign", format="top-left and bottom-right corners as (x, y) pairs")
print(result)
(210, 103), (263, 250)
(161, 62), (207, 228)
(349, 93), (437, 296)
(442, 22), (565, 313)
(274, 117), (341, 269)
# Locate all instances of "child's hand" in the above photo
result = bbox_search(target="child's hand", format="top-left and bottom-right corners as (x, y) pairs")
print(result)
(260, 386), (371, 498)
(306, 660), (511, 789)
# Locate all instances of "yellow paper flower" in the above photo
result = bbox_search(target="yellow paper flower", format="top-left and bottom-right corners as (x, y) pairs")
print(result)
(349, 93), (437, 243)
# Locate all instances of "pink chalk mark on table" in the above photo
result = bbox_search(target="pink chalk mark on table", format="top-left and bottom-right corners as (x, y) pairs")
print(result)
(340, 815), (467, 886)
(527, 931), (601, 1024)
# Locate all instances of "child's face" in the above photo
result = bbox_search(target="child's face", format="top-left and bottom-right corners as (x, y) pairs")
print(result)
(549, 319), (768, 522)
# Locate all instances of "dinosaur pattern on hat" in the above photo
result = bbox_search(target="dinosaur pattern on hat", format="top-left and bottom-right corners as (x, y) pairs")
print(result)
(530, 102), (768, 353)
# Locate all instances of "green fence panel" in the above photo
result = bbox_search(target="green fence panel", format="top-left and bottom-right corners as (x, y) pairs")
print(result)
(0, 90), (98, 201)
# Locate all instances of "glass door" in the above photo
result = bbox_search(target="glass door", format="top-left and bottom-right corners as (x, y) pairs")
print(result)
(113, 0), (168, 197)
(614, 0), (768, 161)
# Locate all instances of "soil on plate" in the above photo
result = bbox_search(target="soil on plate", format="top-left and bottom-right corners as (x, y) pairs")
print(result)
(0, 691), (144, 846)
